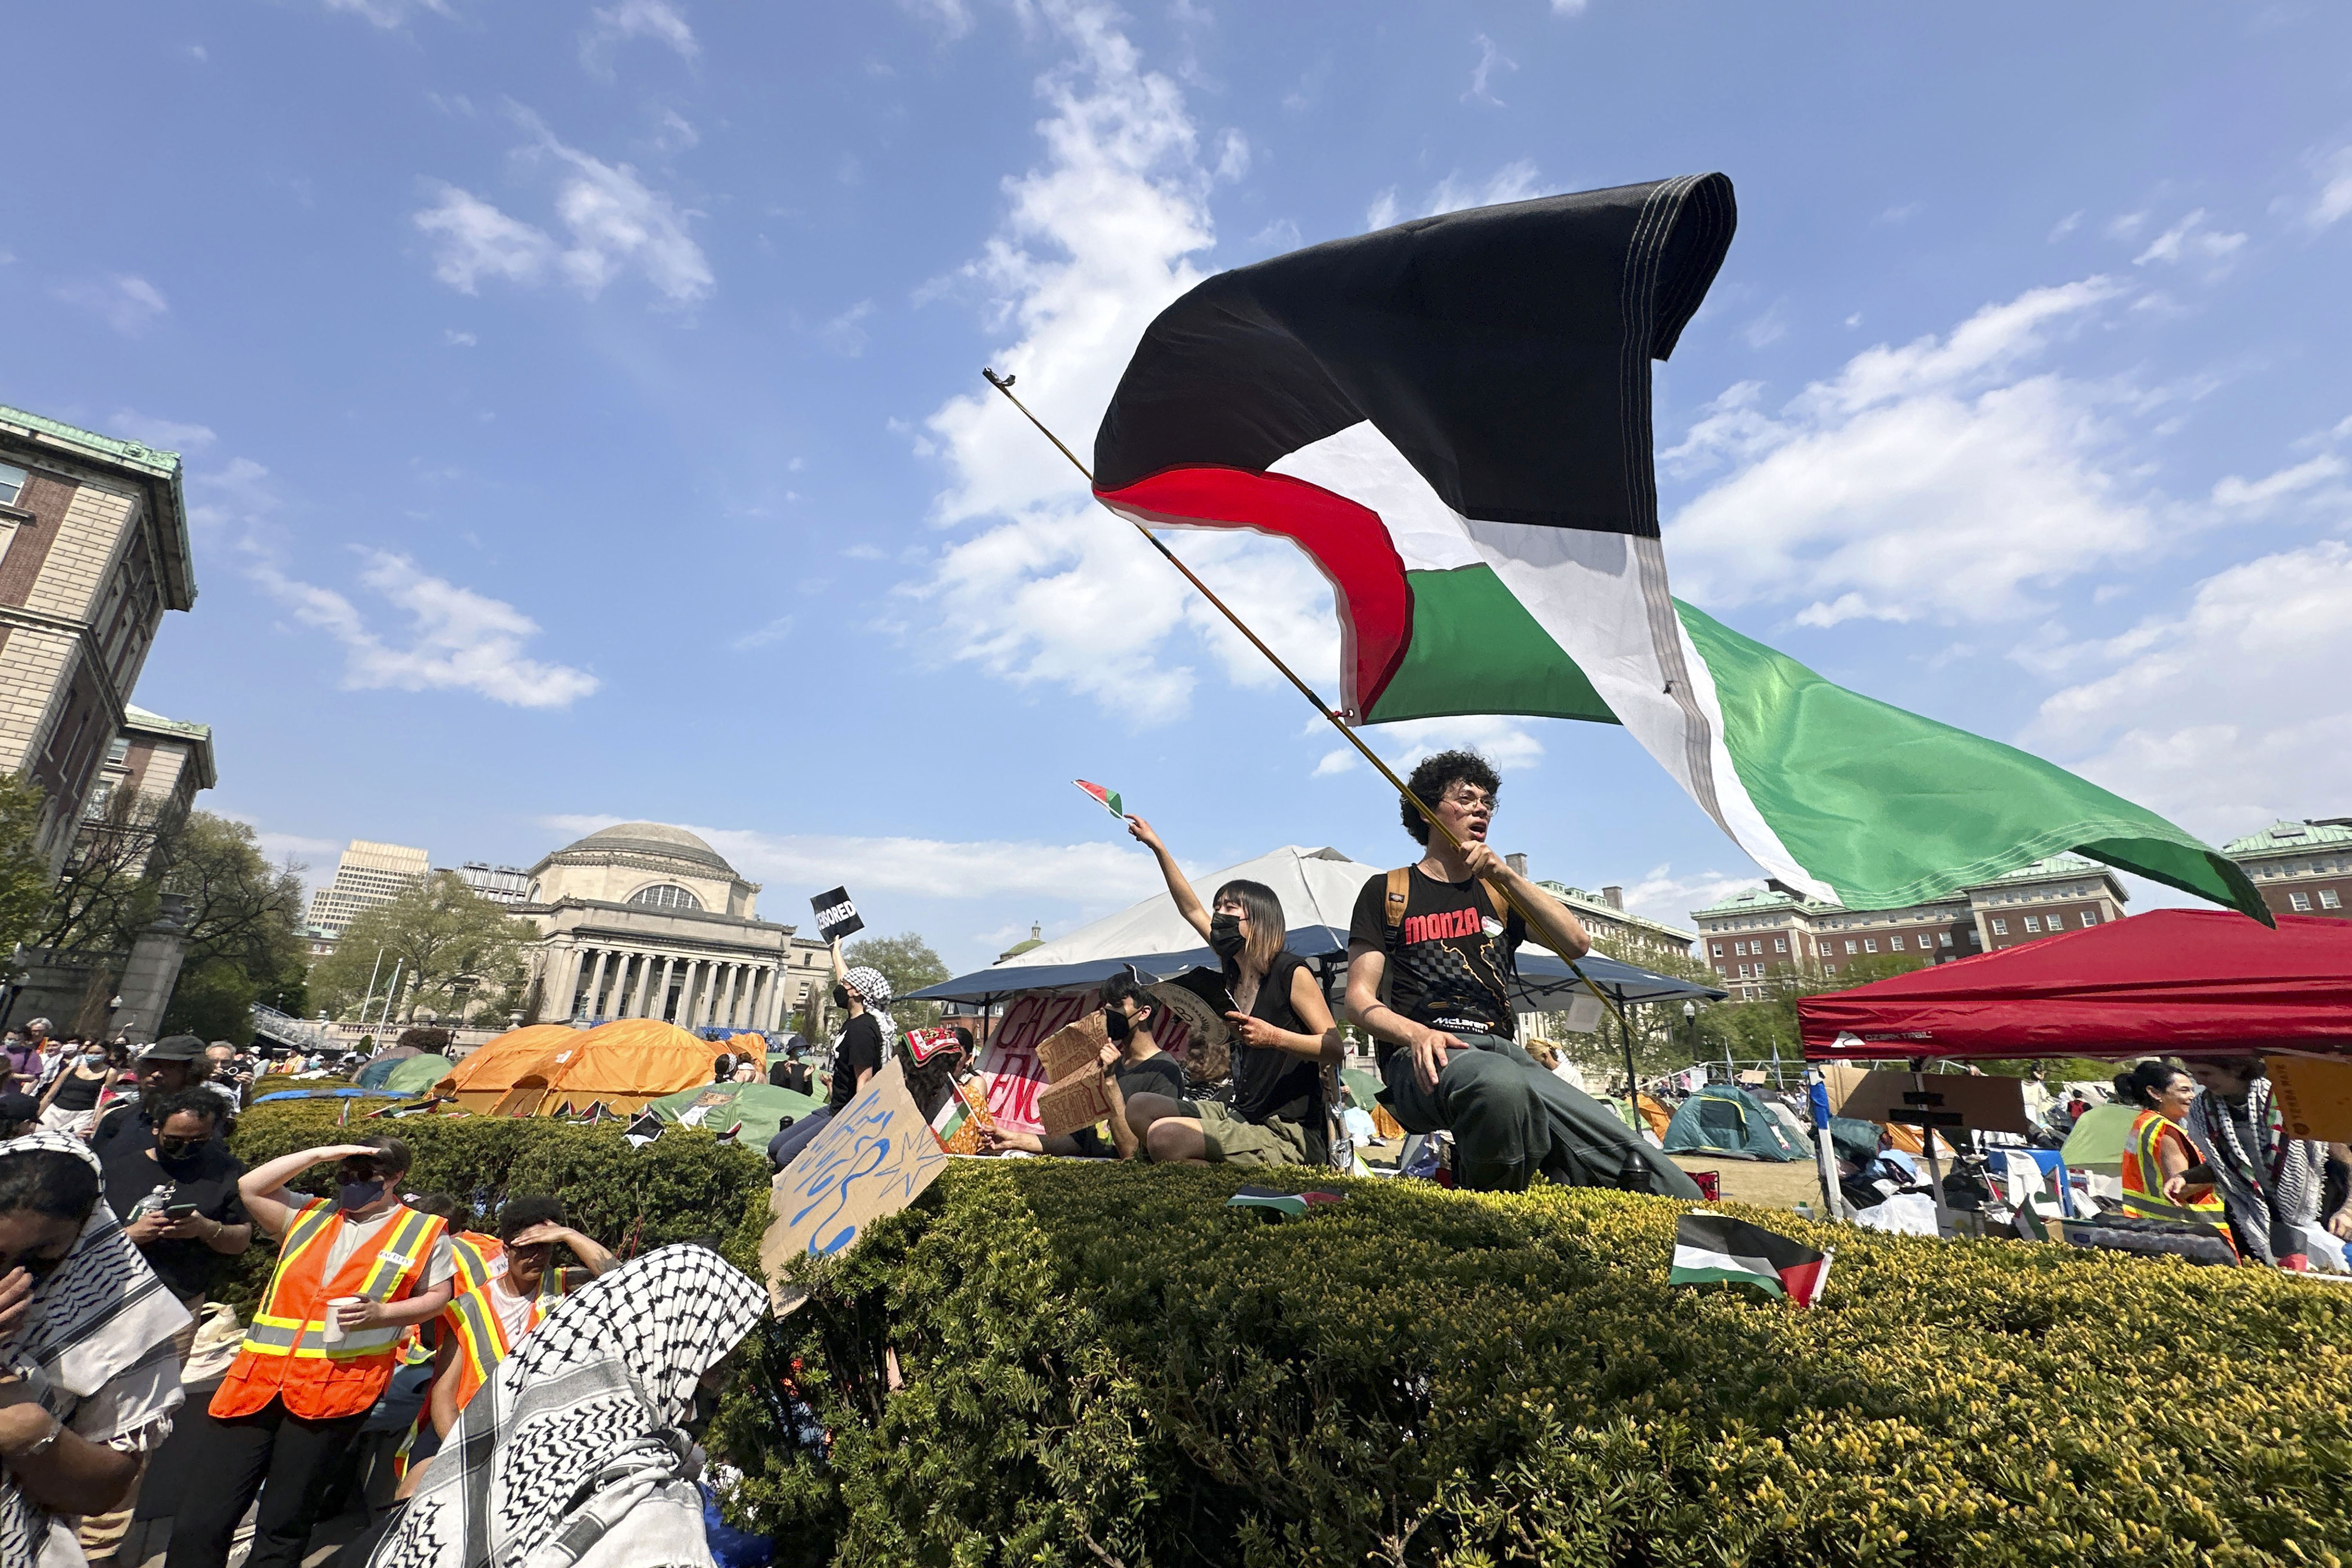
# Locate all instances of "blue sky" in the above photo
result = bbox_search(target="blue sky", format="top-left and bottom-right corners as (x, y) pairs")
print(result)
(9, 1), (2351, 972)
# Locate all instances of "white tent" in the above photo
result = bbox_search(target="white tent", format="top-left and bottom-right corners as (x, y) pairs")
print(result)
(995, 845), (1375, 971)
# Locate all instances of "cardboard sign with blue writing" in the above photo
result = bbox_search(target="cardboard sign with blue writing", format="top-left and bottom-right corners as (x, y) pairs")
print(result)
(811, 886), (864, 943)
(761, 1057), (946, 1313)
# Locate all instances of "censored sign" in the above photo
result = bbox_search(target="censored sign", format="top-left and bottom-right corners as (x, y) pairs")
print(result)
(811, 886), (866, 943)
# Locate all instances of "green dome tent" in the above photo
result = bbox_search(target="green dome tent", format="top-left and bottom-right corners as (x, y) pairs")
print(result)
(1661, 1083), (1806, 1161)
(2060, 1101), (2138, 1175)
(381, 1053), (455, 1095)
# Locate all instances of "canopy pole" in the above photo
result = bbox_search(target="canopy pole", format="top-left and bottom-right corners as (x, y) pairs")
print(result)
(980, 368), (1633, 1040)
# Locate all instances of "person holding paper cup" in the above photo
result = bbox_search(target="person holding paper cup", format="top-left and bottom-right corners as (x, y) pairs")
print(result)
(166, 1137), (456, 1568)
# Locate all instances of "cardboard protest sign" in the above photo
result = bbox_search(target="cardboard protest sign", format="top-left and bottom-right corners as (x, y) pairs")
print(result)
(811, 886), (866, 943)
(2270, 1054), (2352, 1142)
(1038, 1071), (1115, 1138)
(1036, 1010), (1110, 1082)
(762, 1058), (947, 1313)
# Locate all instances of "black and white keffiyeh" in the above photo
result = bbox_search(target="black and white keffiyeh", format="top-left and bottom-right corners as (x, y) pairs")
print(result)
(0, 1129), (188, 1567)
(2187, 1080), (2327, 1267)
(370, 1245), (767, 1568)
(840, 966), (896, 1042)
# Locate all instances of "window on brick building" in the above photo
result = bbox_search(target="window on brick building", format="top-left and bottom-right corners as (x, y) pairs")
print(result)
(1843, 939), (1857, 955)
(1991, 918), (2008, 935)
(1889, 935), (1904, 951)
(2080, 911), (2097, 927)
(1939, 932), (1953, 947)
(1863, 938), (1878, 953)
(2323, 890), (2343, 910)
(1773, 937), (1786, 952)
(2290, 892), (2312, 912)
(2023, 916), (2040, 932)
(1711, 943), (1722, 956)
(0, 463), (24, 507)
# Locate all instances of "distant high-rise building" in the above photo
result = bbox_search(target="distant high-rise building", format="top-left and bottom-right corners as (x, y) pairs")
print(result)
(443, 861), (533, 906)
(306, 839), (431, 944)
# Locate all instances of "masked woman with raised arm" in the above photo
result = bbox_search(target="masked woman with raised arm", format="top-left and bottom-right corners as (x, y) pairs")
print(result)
(1121, 818), (1340, 1167)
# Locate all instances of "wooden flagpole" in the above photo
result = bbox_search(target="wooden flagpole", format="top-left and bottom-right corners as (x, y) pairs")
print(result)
(979, 368), (1639, 1043)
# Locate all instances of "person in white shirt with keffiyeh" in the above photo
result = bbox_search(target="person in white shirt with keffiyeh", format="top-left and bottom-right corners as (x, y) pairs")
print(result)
(2181, 1058), (2352, 1270)
(0, 1129), (189, 1568)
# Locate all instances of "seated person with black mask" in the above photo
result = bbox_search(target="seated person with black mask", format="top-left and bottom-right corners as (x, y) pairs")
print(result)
(981, 972), (1182, 1159)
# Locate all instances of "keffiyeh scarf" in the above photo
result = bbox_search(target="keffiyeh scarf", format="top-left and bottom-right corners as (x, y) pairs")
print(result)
(840, 966), (896, 1042)
(2187, 1080), (2326, 1267)
(0, 1130), (188, 1567)
(370, 1245), (767, 1568)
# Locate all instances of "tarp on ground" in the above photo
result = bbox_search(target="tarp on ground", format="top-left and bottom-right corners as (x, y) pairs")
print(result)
(437, 1025), (583, 1111)
(648, 1079), (824, 1149)
(1801, 909), (2352, 1061)
(529, 1020), (730, 1115)
(908, 844), (1723, 1011)
(1661, 1084), (1807, 1160)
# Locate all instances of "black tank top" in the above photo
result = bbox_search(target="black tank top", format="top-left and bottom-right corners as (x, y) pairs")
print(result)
(1226, 952), (1326, 1138)
(50, 1067), (105, 1112)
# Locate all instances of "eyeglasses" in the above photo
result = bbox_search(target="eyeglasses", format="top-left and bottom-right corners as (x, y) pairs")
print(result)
(1440, 788), (1495, 810)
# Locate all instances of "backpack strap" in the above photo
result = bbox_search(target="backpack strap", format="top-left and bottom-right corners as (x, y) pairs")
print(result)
(1477, 879), (1507, 925)
(1384, 867), (1411, 929)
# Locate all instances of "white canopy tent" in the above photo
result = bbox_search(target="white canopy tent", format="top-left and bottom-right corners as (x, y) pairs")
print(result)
(994, 845), (1373, 972)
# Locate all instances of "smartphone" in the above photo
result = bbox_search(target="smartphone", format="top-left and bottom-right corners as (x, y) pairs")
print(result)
(163, 1202), (200, 1220)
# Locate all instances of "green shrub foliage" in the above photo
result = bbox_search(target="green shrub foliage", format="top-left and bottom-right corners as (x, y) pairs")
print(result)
(719, 1162), (2352, 1568)
(221, 1101), (772, 1313)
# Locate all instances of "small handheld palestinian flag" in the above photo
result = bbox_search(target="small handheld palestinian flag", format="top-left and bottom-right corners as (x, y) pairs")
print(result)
(1228, 1186), (1347, 1220)
(930, 1078), (993, 1154)
(1669, 1212), (1831, 1307)
(622, 1109), (665, 1149)
(1072, 779), (1125, 819)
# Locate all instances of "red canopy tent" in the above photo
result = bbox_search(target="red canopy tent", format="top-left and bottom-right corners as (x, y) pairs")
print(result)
(1800, 909), (2352, 1062)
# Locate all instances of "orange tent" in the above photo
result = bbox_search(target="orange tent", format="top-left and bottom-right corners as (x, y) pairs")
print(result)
(437, 1025), (581, 1113)
(511, 1019), (727, 1116)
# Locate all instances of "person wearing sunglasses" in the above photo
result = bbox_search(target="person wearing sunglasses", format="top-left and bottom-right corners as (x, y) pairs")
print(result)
(166, 1137), (456, 1568)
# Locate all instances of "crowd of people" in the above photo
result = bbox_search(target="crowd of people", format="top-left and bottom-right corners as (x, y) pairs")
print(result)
(0, 1021), (770, 1568)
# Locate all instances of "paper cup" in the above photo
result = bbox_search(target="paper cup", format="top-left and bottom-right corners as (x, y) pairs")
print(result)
(321, 1296), (362, 1344)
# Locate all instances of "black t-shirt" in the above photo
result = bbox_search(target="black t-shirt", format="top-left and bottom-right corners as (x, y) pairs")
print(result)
(828, 1015), (885, 1114)
(1072, 1051), (1189, 1156)
(101, 1141), (249, 1299)
(1227, 952), (1323, 1126)
(1348, 868), (1526, 1063)
(49, 1067), (107, 1112)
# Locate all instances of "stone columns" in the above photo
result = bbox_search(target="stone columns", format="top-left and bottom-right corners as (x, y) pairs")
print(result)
(681, 960), (706, 1027)
(717, 964), (742, 1029)
(631, 954), (655, 1019)
(609, 953), (635, 1018)
(584, 951), (611, 1020)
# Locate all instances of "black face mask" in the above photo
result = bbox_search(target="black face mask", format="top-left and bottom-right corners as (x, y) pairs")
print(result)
(156, 1136), (203, 1166)
(1208, 913), (1246, 960)
(1103, 1008), (1133, 1043)
(831, 984), (850, 1010)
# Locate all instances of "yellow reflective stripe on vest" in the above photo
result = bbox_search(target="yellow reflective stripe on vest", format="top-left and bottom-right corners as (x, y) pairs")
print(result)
(355, 1210), (444, 1303)
(446, 1286), (510, 1390)
(2122, 1113), (2226, 1223)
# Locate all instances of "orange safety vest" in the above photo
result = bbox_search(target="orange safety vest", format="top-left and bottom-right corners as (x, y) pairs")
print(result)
(2120, 1110), (2228, 1225)
(212, 1199), (449, 1420)
(441, 1269), (569, 1414)
(450, 1230), (503, 1293)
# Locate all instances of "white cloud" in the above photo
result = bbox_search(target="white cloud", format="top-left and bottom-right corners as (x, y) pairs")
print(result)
(581, 0), (699, 77)
(320, 0), (453, 26)
(2286, 142), (2352, 231)
(1548, 0), (1589, 13)
(899, 0), (974, 40)
(55, 275), (169, 336)
(2049, 210), (2083, 242)
(1311, 714), (1545, 780)
(1664, 276), (2164, 625)
(730, 615), (794, 651)
(541, 815), (1161, 904)
(2132, 208), (2247, 272)
(2025, 541), (2352, 839)
(1368, 158), (1548, 232)
(413, 113), (713, 307)
(1875, 202), (1923, 226)
(1611, 864), (1755, 938)
(109, 411), (215, 452)
(444, 329), (477, 347)
(817, 300), (875, 356)
(414, 185), (558, 293)
(1464, 33), (1516, 106)
(909, 1), (1315, 725)
(2207, 451), (2346, 514)
(252, 550), (599, 708)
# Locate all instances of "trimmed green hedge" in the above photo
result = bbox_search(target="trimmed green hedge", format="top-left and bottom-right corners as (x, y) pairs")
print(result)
(219, 1101), (773, 1313)
(718, 1163), (2352, 1568)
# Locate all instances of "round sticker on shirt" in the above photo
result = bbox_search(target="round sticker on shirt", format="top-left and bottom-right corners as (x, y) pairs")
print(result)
(1482, 918), (1505, 938)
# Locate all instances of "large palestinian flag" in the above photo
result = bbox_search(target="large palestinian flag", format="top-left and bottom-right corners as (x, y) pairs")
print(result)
(1669, 1212), (1831, 1307)
(1090, 174), (2265, 919)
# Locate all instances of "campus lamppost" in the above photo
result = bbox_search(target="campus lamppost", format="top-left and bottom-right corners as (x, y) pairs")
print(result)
(1682, 1000), (1697, 1069)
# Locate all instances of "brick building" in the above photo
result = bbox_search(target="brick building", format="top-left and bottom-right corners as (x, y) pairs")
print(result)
(1692, 853), (2127, 998)
(0, 406), (198, 873)
(2222, 818), (2352, 919)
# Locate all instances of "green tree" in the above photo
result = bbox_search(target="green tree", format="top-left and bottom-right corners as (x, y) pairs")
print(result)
(0, 774), (53, 967)
(155, 814), (308, 1044)
(844, 931), (950, 1029)
(307, 873), (537, 1022)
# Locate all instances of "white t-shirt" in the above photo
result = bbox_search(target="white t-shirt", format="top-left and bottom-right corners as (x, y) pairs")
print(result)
(486, 1275), (538, 1343)
(318, 1204), (457, 1289)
